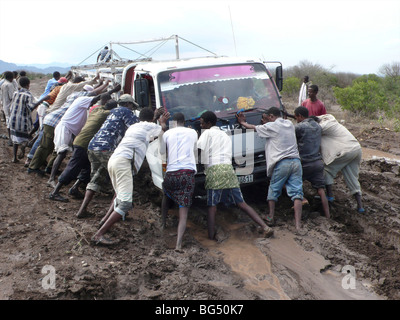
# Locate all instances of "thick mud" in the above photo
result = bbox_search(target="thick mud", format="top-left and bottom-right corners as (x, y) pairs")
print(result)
(0, 78), (399, 300)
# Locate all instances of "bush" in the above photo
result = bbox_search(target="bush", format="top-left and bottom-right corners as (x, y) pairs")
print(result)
(353, 73), (382, 85)
(281, 77), (300, 99)
(333, 80), (388, 115)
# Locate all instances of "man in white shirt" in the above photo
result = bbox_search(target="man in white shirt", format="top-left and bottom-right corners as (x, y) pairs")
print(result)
(316, 114), (365, 213)
(46, 73), (100, 114)
(91, 107), (170, 245)
(48, 81), (109, 188)
(298, 76), (311, 106)
(1, 71), (18, 145)
(160, 112), (198, 251)
(237, 107), (305, 234)
(198, 111), (273, 240)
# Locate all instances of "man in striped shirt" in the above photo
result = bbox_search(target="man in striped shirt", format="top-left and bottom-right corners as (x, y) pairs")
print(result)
(9, 77), (38, 163)
(24, 77), (69, 167)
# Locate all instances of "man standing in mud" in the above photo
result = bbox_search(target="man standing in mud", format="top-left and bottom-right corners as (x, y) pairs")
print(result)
(75, 94), (139, 218)
(237, 107), (305, 234)
(1, 71), (18, 146)
(198, 111), (274, 240)
(91, 108), (170, 245)
(160, 112), (198, 251)
(315, 114), (365, 213)
(294, 106), (330, 219)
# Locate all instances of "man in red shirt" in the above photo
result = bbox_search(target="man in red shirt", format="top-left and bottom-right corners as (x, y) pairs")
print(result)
(301, 84), (327, 116)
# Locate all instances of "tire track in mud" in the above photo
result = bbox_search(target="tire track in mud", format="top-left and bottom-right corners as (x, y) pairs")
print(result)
(184, 196), (385, 300)
(178, 151), (399, 300)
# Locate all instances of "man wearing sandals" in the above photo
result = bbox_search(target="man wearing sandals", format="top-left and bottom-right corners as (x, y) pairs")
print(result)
(237, 107), (305, 234)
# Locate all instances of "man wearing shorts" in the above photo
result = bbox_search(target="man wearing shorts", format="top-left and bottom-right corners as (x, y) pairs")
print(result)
(237, 107), (304, 233)
(294, 106), (330, 219)
(160, 112), (198, 251)
(197, 111), (273, 240)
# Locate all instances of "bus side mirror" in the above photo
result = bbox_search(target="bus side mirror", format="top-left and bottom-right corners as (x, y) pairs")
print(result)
(134, 78), (150, 107)
(276, 66), (283, 91)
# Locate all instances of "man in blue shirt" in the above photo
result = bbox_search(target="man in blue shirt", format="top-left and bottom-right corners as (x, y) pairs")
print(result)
(39, 72), (61, 100)
(97, 46), (111, 62)
(294, 106), (330, 219)
(75, 94), (139, 218)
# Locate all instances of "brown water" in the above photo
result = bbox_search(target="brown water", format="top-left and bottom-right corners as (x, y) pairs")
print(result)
(362, 147), (400, 161)
(193, 222), (289, 300)
(190, 209), (384, 300)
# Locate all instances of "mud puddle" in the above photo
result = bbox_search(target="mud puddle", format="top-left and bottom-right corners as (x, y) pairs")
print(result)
(261, 229), (383, 300)
(190, 216), (289, 300)
(185, 204), (384, 300)
(362, 147), (400, 162)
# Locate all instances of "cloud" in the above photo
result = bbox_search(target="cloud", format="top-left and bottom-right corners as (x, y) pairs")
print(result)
(0, 0), (399, 74)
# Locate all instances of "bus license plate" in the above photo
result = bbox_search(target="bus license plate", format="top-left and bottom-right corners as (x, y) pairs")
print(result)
(238, 174), (253, 184)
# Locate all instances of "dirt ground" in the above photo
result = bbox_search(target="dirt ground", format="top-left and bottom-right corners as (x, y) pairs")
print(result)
(0, 78), (399, 301)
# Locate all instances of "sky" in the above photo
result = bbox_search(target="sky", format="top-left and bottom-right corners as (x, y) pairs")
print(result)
(0, 0), (399, 75)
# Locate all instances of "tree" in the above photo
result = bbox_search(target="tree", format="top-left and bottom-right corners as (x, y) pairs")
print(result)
(285, 60), (328, 80)
(379, 62), (400, 78)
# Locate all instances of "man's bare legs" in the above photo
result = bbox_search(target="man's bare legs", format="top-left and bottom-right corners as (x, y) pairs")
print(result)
(12, 144), (19, 163)
(266, 200), (276, 224)
(208, 201), (273, 241)
(176, 207), (189, 251)
(48, 151), (67, 188)
(268, 199), (303, 231)
(92, 211), (122, 244)
(293, 199), (303, 230)
(317, 187), (330, 219)
(99, 194), (116, 226)
(237, 201), (273, 237)
(76, 189), (96, 218)
(327, 184), (365, 213)
(207, 206), (217, 240)
(161, 195), (174, 229)
(160, 195), (190, 251)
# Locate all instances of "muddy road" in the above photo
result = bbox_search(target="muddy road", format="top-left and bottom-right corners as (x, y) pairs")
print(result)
(0, 78), (399, 300)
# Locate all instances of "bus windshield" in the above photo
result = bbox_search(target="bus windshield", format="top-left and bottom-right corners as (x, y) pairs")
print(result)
(158, 63), (281, 120)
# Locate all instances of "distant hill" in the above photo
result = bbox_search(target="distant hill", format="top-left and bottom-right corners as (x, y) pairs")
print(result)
(0, 60), (71, 75)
